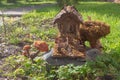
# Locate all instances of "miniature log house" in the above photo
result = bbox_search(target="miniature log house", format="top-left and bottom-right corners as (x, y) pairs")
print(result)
(53, 6), (85, 58)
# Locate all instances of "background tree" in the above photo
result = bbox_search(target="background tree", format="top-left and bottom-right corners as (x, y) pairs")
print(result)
(56, 0), (79, 7)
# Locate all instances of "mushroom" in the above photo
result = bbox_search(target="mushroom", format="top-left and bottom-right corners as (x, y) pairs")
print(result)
(22, 45), (31, 57)
(33, 40), (49, 52)
(22, 41), (49, 63)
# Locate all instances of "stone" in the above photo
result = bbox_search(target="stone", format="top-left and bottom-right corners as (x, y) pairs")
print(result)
(42, 49), (102, 66)
(42, 49), (85, 66)
(86, 49), (101, 61)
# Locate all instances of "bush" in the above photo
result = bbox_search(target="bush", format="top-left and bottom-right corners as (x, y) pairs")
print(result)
(53, 53), (120, 80)
(56, 0), (79, 7)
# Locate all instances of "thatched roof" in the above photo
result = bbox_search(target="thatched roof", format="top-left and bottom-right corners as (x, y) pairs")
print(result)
(53, 6), (83, 24)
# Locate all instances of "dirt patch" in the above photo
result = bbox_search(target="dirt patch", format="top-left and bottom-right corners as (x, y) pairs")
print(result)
(0, 43), (21, 58)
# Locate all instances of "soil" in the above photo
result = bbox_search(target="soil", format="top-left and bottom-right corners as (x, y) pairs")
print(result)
(0, 3), (55, 80)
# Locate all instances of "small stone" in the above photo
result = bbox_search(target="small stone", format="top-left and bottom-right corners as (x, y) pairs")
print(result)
(42, 49), (85, 66)
(86, 49), (101, 61)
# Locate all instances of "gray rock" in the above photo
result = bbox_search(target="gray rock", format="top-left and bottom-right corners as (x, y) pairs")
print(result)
(42, 49), (85, 66)
(86, 49), (101, 61)
(42, 48), (101, 66)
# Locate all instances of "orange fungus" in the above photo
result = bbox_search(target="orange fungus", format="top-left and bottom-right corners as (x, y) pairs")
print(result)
(33, 40), (48, 52)
(23, 45), (31, 50)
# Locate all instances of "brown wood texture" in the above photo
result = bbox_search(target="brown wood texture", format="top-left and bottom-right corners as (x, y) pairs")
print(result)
(53, 6), (85, 58)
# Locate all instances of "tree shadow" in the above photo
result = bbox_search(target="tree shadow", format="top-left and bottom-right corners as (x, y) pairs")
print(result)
(35, 2), (120, 19)
(0, 1), (54, 10)
(35, 3), (59, 13)
(77, 2), (120, 18)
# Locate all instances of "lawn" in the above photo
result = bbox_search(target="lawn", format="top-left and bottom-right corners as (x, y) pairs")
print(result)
(0, 0), (55, 10)
(0, 1), (120, 80)
(22, 1), (120, 53)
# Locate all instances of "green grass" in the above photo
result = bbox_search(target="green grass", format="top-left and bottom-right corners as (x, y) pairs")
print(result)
(0, 0), (55, 10)
(1, 1), (120, 80)
(3, 1), (119, 52)
(22, 2), (120, 53)
(2, 1), (120, 53)
(76, 2), (120, 53)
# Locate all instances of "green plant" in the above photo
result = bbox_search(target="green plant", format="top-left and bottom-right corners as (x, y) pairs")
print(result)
(87, 53), (120, 79)
(0, 55), (47, 80)
(48, 53), (120, 80)
(9, 36), (21, 44)
(55, 64), (92, 80)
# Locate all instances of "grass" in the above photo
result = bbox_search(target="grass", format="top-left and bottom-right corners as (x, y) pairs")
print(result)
(0, 0), (55, 10)
(1, 1), (119, 51)
(76, 2), (120, 53)
(22, 1), (120, 53)
(1, 1), (120, 52)
(1, 1), (120, 79)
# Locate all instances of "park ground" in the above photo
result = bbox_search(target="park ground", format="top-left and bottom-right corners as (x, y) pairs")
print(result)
(0, 0), (120, 80)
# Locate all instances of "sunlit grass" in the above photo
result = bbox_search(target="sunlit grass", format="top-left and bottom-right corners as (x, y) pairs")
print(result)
(0, 0), (55, 10)
(3, 1), (120, 53)
(1, 2), (120, 79)
(22, 2), (120, 53)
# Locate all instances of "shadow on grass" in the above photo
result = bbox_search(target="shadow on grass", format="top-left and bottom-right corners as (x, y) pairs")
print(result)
(0, 1), (55, 10)
(78, 2), (120, 18)
(35, 4), (59, 12)
(35, 2), (120, 19)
